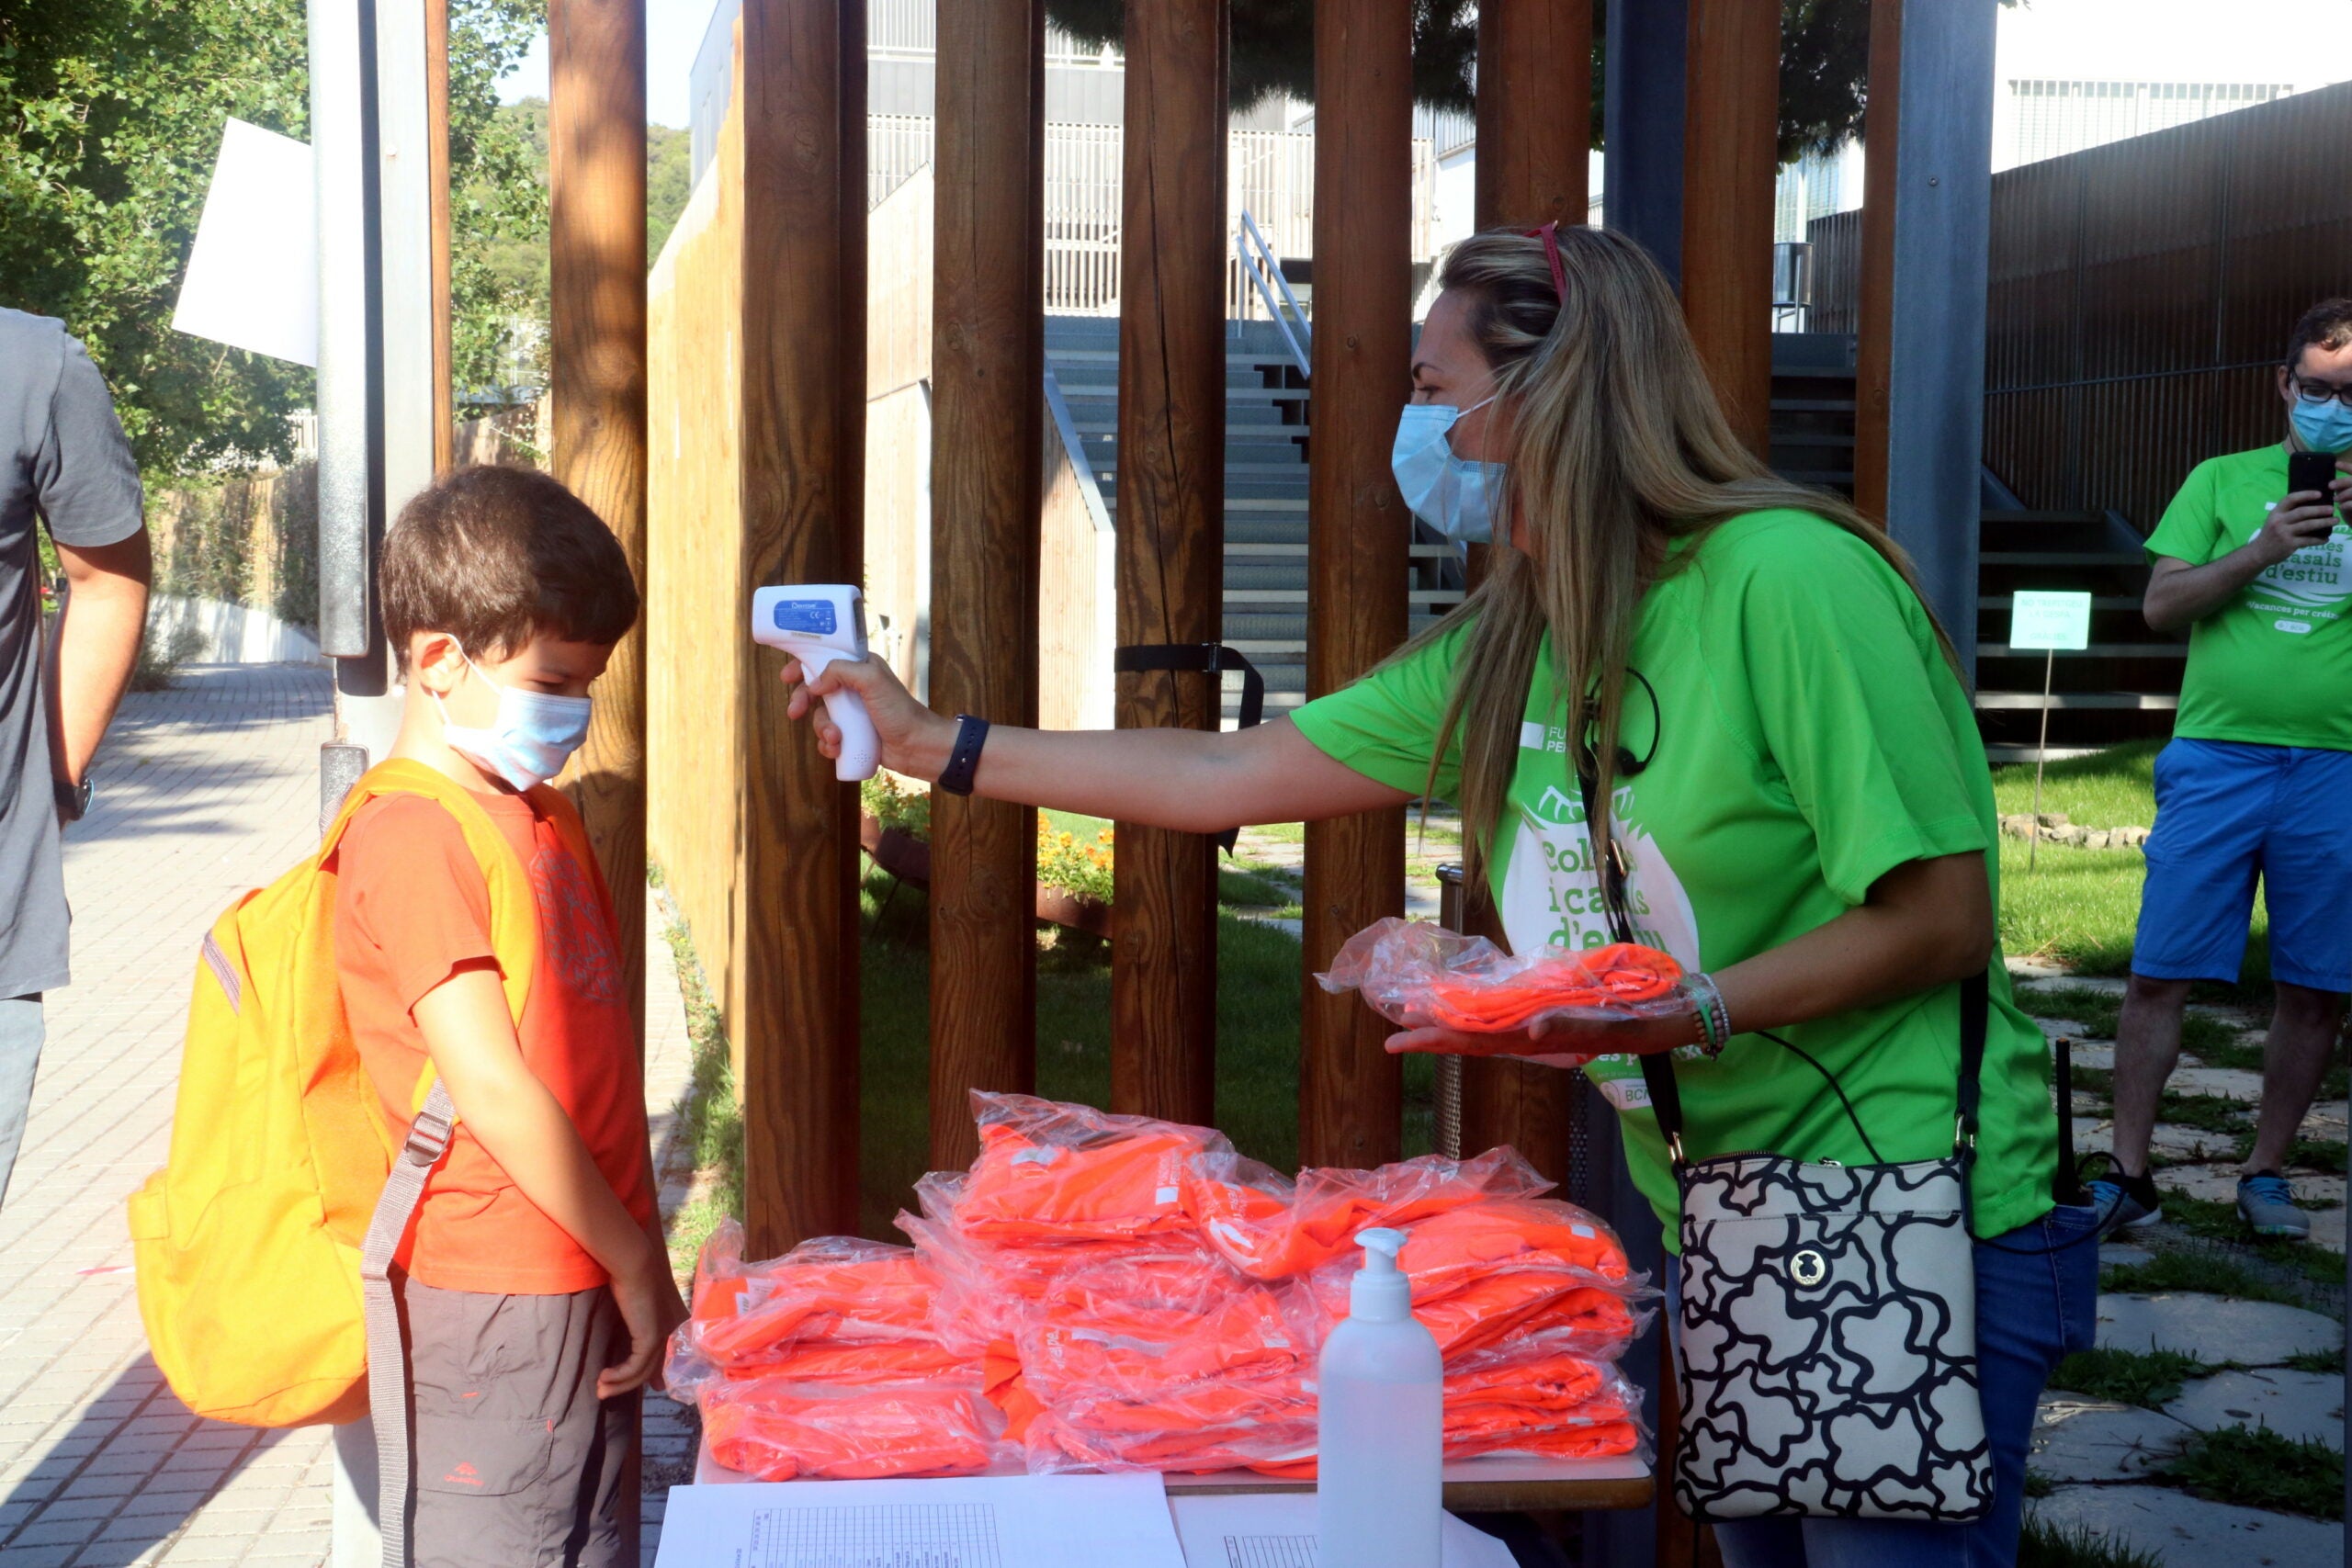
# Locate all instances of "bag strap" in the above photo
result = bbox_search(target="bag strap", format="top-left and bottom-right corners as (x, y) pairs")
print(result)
(361, 1077), (455, 1568)
(1571, 747), (1989, 1171)
(1114, 643), (1266, 852)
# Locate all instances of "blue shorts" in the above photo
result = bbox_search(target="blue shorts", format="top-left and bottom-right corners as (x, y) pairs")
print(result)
(2133, 738), (2352, 992)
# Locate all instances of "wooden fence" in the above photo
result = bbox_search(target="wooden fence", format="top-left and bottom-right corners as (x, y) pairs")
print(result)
(1813, 77), (2352, 530)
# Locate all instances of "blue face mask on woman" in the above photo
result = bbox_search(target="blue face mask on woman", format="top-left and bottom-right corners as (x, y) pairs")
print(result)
(432, 649), (594, 791)
(2290, 396), (2352, 457)
(1392, 396), (1504, 544)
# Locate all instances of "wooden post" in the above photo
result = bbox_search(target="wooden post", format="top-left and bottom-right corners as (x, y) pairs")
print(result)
(738, 0), (866, 1252)
(929, 0), (1046, 1172)
(1461, 0), (1593, 1183)
(1302, 0), (1413, 1171)
(549, 0), (650, 1044)
(1474, 0), (1591, 230)
(425, 0), (454, 472)
(1680, 0), (1780, 456)
(1854, 0), (1901, 524)
(1110, 0), (1227, 1129)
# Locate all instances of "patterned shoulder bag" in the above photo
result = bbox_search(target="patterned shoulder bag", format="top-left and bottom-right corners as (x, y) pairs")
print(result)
(1575, 759), (1995, 1523)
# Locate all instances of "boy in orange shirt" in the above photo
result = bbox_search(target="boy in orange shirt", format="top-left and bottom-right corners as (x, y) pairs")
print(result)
(335, 465), (684, 1566)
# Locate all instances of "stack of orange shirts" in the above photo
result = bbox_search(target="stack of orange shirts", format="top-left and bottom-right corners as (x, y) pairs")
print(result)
(666, 1222), (1008, 1481)
(669, 1093), (1652, 1482)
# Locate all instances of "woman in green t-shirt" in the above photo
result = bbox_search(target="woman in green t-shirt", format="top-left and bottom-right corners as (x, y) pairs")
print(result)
(784, 225), (2091, 1566)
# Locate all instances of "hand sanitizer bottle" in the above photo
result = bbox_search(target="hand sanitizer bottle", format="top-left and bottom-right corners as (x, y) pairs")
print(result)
(1317, 1226), (1442, 1568)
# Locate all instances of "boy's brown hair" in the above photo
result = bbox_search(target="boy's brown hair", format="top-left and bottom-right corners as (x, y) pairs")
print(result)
(380, 465), (638, 667)
(2286, 298), (2352, 370)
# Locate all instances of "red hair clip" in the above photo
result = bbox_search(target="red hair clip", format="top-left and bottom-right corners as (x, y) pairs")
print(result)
(1525, 220), (1568, 301)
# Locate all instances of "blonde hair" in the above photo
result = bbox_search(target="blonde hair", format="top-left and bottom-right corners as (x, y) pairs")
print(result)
(1412, 225), (1957, 902)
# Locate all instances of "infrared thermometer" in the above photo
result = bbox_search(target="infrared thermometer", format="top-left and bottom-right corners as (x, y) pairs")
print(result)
(752, 584), (879, 782)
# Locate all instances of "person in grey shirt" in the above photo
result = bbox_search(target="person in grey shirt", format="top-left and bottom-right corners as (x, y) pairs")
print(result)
(0, 307), (153, 1206)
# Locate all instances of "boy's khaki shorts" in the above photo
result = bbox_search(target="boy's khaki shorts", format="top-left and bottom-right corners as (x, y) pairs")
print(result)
(399, 1277), (640, 1568)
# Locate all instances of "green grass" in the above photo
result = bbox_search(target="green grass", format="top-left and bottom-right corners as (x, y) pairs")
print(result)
(2234, 1134), (2350, 1176)
(2165, 1425), (2345, 1519)
(2019, 985), (2254, 1058)
(1992, 739), (2161, 829)
(2152, 1195), (2350, 1288)
(1217, 865), (1293, 908)
(2018, 1518), (2165, 1568)
(2101, 1249), (2303, 1308)
(2286, 1345), (2347, 1374)
(2046, 1345), (2212, 1408)
(654, 886), (747, 1277)
(2160, 1090), (2254, 1133)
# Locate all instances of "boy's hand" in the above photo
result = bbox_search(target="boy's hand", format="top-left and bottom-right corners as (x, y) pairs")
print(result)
(600, 1234), (691, 1401)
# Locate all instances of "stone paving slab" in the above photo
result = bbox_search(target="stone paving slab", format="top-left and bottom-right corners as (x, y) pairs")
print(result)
(2165, 1369), (2346, 1449)
(2156, 1165), (2346, 1210)
(2028, 1398), (2193, 1483)
(0, 668), (699, 1568)
(2030, 1483), (2341, 1568)
(2097, 1292), (2342, 1365)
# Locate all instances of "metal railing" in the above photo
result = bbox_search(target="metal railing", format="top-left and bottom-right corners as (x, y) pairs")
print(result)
(1235, 209), (1312, 380)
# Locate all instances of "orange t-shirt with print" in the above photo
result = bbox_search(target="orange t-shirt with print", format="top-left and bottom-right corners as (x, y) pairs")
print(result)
(333, 789), (655, 1294)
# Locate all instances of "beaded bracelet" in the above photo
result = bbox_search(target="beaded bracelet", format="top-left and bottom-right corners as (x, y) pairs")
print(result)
(1680, 973), (1733, 1058)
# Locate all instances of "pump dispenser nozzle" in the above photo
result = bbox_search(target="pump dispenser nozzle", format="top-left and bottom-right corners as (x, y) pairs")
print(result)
(1349, 1226), (1412, 1324)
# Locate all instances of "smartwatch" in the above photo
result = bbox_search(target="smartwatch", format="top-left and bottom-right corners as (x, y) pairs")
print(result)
(937, 716), (990, 797)
(54, 773), (92, 824)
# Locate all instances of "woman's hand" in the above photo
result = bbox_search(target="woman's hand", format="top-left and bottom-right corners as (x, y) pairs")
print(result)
(780, 652), (956, 779)
(1383, 1002), (1699, 1064)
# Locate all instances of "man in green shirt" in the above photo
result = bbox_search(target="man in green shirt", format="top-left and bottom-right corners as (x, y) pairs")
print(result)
(2093, 299), (2352, 1241)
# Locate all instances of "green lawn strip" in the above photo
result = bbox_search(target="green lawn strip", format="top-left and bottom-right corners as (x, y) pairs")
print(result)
(1991, 740), (2162, 830)
(2230, 1134), (2349, 1177)
(2018, 985), (2253, 1060)
(2159, 1090), (2254, 1133)
(2044, 1345), (2213, 1408)
(1218, 864), (1293, 908)
(2286, 1345), (2347, 1374)
(2018, 1518), (2165, 1568)
(2101, 1249), (2302, 1308)
(2151, 1195), (2349, 1289)
(654, 886), (747, 1276)
(2164, 1425), (2345, 1520)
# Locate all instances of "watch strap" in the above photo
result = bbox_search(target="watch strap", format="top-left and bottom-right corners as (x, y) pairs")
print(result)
(937, 716), (989, 796)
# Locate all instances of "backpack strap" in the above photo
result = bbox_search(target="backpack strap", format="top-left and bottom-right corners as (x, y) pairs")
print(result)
(326, 761), (542, 1568)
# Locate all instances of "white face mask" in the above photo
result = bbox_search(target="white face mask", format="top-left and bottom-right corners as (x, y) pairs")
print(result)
(430, 649), (593, 792)
(1392, 395), (1504, 545)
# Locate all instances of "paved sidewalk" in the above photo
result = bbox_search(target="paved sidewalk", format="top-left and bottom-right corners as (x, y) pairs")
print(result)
(0, 666), (697, 1568)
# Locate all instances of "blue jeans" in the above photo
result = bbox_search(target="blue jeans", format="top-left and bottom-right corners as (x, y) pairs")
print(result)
(1665, 1202), (2100, 1568)
(0, 995), (44, 1209)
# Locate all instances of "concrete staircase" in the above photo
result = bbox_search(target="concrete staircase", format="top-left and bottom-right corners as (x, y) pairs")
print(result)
(1046, 315), (1464, 726)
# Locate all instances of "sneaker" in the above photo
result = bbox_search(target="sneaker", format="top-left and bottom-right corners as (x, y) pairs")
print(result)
(2237, 1171), (2311, 1240)
(2085, 1161), (2163, 1237)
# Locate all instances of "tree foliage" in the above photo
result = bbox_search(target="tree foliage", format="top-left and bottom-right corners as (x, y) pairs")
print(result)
(1044, 0), (1882, 165)
(0, 0), (546, 477)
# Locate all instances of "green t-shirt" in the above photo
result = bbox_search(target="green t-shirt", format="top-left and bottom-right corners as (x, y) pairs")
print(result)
(2146, 446), (2352, 752)
(1291, 510), (2058, 1250)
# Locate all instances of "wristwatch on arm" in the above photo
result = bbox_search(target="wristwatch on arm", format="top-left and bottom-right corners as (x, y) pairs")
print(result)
(54, 773), (92, 824)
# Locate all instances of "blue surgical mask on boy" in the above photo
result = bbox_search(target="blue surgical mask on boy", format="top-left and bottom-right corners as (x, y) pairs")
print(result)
(2290, 396), (2352, 457)
(1392, 396), (1505, 544)
(432, 649), (594, 792)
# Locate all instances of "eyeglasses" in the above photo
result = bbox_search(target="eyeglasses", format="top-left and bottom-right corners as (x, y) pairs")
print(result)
(2290, 376), (2352, 410)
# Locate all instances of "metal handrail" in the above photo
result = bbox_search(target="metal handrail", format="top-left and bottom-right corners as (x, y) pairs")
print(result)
(1236, 209), (1311, 380)
(1042, 367), (1113, 536)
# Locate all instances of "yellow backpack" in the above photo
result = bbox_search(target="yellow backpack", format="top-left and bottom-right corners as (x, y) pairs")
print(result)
(126, 759), (585, 1428)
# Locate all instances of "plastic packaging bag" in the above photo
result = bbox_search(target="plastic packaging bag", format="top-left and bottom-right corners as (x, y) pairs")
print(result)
(700, 1378), (1009, 1481)
(955, 1091), (1225, 1244)
(1186, 1146), (1555, 1280)
(1391, 1196), (1641, 1293)
(1316, 918), (1686, 1047)
(1016, 1258), (1313, 1401)
(1441, 1357), (1647, 1462)
(1023, 1372), (1320, 1476)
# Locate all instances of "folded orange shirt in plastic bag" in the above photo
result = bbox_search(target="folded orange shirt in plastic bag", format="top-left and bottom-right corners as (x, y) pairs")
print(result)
(700, 1380), (1005, 1481)
(1187, 1147), (1555, 1280)
(1393, 1196), (1635, 1291)
(1025, 1372), (1320, 1476)
(955, 1093), (1218, 1244)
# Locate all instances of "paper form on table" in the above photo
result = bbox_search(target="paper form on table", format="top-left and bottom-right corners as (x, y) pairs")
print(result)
(1165, 1494), (1517, 1568)
(651, 1472), (1186, 1568)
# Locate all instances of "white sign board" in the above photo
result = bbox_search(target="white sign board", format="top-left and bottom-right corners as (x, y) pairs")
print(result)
(2010, 590), (2092, 652)
(172, 118), (317, 367)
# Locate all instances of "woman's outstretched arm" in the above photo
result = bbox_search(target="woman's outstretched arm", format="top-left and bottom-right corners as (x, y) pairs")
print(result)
(782, 651), (1412, 833)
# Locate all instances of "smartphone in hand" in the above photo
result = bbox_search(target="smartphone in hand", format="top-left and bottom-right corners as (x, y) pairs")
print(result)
(2288, 449), (2339, 507)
